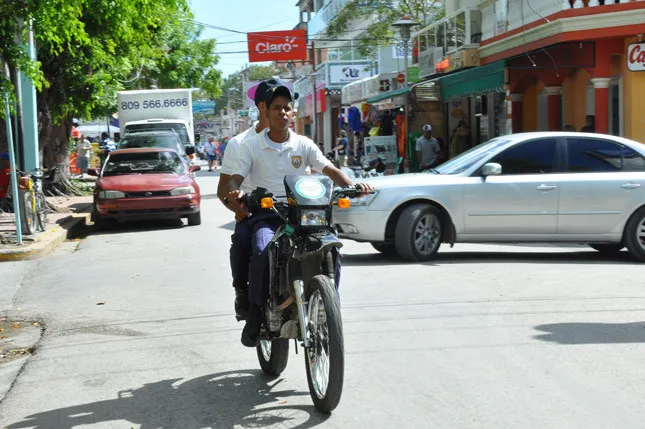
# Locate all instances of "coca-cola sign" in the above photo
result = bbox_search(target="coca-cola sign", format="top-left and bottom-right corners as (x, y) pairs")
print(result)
(627, 43), (645, 72)
(247, 30), (307, 63)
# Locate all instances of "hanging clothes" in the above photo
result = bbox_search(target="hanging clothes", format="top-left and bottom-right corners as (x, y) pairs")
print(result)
(395, 114), (405, 157)
(380, 111), (394, 136)
(347, 107), (362, 132)
(338, 107), (347, 128)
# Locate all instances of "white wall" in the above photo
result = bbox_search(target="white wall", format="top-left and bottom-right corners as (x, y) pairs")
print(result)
(447, 0), (481, 15)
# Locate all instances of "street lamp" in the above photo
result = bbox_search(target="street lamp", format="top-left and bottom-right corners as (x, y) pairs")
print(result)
(392, 15), (418, 173)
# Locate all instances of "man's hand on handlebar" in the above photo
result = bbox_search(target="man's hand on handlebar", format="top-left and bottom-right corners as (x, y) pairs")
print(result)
(354, 182), (374, 195)
(225, 189), (246, 217)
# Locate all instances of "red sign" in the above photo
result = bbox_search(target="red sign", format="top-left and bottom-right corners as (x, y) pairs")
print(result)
(247, 30), (307, 63)
(627, 43), (645, 72)
(396, 73), (406, 83)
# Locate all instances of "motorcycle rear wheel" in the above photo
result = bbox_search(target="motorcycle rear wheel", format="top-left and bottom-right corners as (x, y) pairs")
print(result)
(257, 339), (289, 376)
(305, 275), (344, 414)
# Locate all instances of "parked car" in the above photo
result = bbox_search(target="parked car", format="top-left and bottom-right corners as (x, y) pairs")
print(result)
(333, 132), (645, 262)
(89, 148), (201, 226)
(117, 130), (196, 165)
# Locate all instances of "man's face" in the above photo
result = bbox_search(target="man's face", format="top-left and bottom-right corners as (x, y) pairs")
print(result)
(267, 95), (293, 131)
(424, 131), (432, 139)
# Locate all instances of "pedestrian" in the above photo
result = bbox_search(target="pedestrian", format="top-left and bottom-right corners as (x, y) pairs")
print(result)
(205, 137), (219, 171)
(416, 124), (441, 170)
(76, 134), (92, 176)
(562, 124), (576, 132)
(100, 132), (116, 166)
(334, 130), (349, 167)
(450, 120), (470, 159)
(580, 115), (595, 133)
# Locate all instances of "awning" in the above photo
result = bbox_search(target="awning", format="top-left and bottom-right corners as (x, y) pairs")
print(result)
(341, 73), (397, 105)
(367, 87), (410, 104)
(439, 61), (506, 100)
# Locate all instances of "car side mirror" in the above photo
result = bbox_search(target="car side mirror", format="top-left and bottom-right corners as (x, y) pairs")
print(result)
(87, 168), (99, 177)
(481, 162), (502, 177)
(184, 145), (196, 156)
(189, 165), (201, 173)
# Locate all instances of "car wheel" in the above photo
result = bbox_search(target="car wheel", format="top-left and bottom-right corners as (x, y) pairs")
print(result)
(91, 209), (114, 230)
(589, 244), (624, 254)
(371, 242), (397, 256)
(187, 211), (201, 226)
(394, 204), (442, 262)
(624, 206), (645, 262)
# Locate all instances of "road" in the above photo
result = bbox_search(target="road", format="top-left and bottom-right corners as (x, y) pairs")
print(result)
(2, 167), (645, 428)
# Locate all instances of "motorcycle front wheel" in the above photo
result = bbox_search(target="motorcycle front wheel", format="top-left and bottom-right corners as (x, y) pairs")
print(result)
(257, 339), (289, 376)
(305, 275), (344, 413)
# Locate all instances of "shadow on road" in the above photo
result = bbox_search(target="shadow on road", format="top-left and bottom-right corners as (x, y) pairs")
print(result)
(75, 218), (186, 238)
(5, 370), (328, 429)
(533, 321), (645, 344)
(341, 249), (638, 266)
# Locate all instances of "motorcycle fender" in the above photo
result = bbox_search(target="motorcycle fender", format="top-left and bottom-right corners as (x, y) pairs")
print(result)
(292, 232), (342, 261)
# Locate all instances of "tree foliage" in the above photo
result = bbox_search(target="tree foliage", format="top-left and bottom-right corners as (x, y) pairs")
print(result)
(0, 0), (223, 173)
(213, 65), (277, 114)
(325, 0), (445, 58)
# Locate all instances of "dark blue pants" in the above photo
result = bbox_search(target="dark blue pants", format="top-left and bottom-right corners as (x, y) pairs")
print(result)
(230, 219), (253, 290)
(231, 213), (343, 307)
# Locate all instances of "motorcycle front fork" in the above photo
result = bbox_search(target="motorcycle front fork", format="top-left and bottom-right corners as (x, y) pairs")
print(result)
(293, 279), (310, 348)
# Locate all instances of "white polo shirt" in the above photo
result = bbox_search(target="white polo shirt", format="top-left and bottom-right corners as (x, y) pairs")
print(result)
(228, 129), (332, 197)
(220, 124), (260, 192)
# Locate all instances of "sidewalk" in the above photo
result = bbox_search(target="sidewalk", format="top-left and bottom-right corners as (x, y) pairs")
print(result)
(0, 195), (93, 262)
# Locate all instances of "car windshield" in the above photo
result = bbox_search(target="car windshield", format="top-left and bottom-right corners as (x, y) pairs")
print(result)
(118, 135), (181, 150)
(124, 123), (190, 145)
(433, 137), (512, 175)
(103, 151), (185, 176)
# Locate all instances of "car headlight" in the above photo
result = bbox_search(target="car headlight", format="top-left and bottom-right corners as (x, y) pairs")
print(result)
(169, 186), (196, 196)
(98, 190), (126, 199)
(350, 190), (378, 206)
(301, 209), (328, 226)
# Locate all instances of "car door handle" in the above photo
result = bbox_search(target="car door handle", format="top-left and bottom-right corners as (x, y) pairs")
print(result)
(621, 183), (641, 190)
(536, 184), (557, 191)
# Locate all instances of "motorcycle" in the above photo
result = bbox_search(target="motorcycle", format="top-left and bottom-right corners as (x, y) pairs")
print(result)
(242, 175), (373, 414)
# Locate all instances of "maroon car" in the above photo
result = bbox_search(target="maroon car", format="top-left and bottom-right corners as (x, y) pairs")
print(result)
(89, 148), (202, 226)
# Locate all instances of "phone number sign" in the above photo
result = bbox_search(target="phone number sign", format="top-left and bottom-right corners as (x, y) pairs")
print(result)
(120, 97), (189, 111)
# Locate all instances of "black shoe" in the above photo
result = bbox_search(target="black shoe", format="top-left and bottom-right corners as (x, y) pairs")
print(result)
(234, 288), (250, 321)
(241, 304), (261, 347)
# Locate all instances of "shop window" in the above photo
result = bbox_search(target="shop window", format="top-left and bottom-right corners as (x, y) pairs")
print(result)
(436, 22), (445, 53)
(490, 138), (557, 175)
(446, 18), (456, 52)
(566, 137), (645, 173)
(455, 12), (466, 48)
(608, 76), (622, 136)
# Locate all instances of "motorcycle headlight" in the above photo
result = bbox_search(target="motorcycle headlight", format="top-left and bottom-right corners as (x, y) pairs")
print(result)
(300, 209), (328, 226)
(98, 190), (126, 199)
(350, 191), (378, 206)
(169, 186), (196, 196)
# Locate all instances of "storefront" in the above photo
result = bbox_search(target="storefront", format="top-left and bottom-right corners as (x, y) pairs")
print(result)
(438, 60), (507, 155)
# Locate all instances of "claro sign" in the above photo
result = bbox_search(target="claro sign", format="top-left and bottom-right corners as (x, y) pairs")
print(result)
(627, 43), (645, 72)
(247, 30), (307, 63)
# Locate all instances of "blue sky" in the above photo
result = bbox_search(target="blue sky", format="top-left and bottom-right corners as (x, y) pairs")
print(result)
(189, 0), (300, 78)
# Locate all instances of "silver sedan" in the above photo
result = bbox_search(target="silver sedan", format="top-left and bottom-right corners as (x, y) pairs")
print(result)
(333, 132), (645, 262)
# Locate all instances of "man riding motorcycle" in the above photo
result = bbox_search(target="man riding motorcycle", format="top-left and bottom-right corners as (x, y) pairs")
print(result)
(223, 81), (373, 346)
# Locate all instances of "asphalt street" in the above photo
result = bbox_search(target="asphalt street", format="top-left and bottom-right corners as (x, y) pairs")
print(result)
(1, 166), (645, 428)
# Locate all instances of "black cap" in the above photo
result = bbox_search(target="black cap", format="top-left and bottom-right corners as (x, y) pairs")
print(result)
(254, 78), (279, 106)
(261, 78), (299, 106)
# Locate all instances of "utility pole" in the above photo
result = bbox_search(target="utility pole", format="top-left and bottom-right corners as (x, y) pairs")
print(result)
(3, 64), (23, 245)
(18, 19), (40, 176)
(310, 40), (317, 144)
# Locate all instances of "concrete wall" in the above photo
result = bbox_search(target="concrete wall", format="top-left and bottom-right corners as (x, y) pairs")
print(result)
(622, 37), (645, 143)
(562, 68), (591, 132)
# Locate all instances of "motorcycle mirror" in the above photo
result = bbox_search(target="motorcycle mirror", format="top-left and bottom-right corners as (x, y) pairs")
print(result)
(337, 197), (351, 209)
(261, 197), (274, 209)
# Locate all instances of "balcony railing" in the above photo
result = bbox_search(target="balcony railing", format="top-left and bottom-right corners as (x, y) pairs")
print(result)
(412, 7), (482, 65)
(307, 0), (351, 38)
(480, 0), (641, 42)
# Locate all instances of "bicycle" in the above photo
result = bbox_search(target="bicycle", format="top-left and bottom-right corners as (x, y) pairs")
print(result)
(16, 169), (49, 235)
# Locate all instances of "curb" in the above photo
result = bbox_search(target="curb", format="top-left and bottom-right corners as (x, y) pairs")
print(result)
(0, 204), (92, 262)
